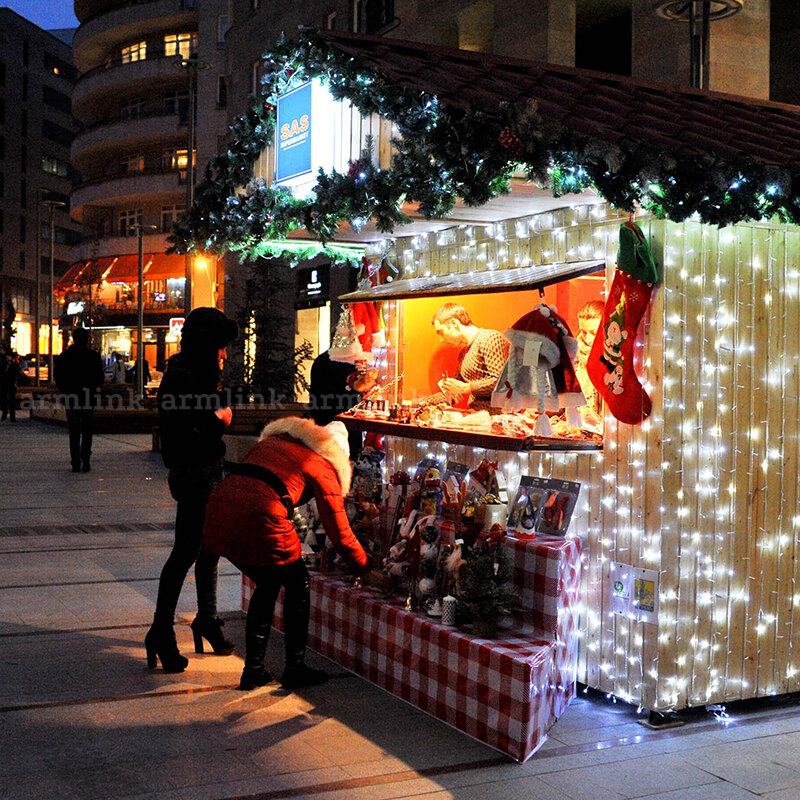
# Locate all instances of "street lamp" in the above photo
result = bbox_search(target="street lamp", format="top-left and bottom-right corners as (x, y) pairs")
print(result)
(173, 52), (211, 315)
(42, 199), (66, 386)
(134, 223), (158, 402)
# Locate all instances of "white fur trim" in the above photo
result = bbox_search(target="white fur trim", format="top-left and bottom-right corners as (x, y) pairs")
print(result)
(503, 328), (560, 367)
(259, 416), (352, 493)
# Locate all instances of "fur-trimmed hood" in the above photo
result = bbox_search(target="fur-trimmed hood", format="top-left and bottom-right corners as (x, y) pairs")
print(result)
(259, 416), (352, 493)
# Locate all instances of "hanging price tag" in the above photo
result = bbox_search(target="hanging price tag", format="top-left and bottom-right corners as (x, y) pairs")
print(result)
(522, 338), (541, 366)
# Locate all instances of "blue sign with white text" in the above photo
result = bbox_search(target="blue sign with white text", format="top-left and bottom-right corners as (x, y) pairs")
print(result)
(276, 82), (312, 183)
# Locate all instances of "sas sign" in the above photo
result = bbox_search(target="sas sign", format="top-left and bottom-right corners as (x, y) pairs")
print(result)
(276, 82), (312, 184)
(275, 80), (337, 192)
(169, 317), (185, 338)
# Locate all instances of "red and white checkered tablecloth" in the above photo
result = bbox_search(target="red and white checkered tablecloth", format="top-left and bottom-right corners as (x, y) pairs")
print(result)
(242, 535), (582, 762)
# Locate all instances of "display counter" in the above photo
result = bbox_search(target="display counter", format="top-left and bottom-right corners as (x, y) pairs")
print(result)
(340, 414), (602, 452)
(243, 534), (581, 761)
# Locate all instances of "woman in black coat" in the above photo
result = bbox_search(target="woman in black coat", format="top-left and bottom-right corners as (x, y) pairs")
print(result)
(145, 307), (238, 672)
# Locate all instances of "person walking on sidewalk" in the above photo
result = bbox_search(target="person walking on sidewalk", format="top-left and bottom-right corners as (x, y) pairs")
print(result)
(203, 417), (370, 691)
(54, 329), (104, 470)
(145, 307), (238, 673)
(0, 350), (20, 422)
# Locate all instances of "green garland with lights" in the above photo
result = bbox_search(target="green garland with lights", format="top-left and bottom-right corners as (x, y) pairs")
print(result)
(170, 29), (800, 261)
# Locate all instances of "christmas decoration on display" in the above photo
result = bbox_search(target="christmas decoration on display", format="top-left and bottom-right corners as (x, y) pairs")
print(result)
(328, 305), (363, 363)
(169, 29), (800, 263)
(586, 220), (659, 424)
(456, 527), (516, 639)
(492, 304), (585, 435)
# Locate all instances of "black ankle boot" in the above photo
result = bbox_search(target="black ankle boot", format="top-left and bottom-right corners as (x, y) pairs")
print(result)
(280, 663), (328, 690)
(190, 615), (235, 655)
(239, 665), (274, 690)
(145, 624), (188, 673)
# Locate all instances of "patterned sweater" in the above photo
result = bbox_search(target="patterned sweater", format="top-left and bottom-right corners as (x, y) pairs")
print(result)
(431, 328), (511, 411)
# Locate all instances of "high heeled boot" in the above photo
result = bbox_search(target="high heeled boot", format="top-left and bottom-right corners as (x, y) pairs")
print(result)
(190, 615), (235, 655)
(238, 617), (274, 690)
(145, 623), (188, 673)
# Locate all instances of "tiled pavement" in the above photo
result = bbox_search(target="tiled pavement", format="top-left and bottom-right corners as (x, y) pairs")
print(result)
(3, 414), (800, 800)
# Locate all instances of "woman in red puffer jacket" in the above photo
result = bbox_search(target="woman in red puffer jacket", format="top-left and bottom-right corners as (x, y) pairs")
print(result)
(204, 416), (369, 691)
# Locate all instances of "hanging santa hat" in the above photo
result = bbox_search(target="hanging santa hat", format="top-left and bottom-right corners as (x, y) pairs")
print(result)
(491, 304), (585, 434)
(350, 301), (381, 354)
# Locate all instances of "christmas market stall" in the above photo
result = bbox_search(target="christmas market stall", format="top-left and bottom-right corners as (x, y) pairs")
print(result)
(174, 30), (800, 757)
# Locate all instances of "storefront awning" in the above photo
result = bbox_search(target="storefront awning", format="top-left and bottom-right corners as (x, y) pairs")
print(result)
(338, 259), (604, 303)
(57, 254), (186, 291)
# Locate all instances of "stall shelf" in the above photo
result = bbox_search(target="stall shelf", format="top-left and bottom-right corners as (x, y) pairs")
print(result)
(340, 416), (602, 453)
(243, 535), (581, 761)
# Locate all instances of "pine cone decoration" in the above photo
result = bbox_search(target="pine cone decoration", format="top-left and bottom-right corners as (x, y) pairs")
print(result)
(498, 127), (524, 159)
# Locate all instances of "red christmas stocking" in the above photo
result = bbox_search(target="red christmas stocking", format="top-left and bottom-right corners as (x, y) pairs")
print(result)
(587, 221), (658, 425)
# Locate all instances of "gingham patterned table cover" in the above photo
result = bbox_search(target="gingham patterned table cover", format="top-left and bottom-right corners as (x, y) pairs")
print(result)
(242, 535), (581, 761)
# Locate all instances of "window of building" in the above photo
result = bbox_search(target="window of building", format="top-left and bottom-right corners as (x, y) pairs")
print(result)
(251, 0), (260, 11)
(19, 251), (25, 272)
(217, 15), (230, 48)
(252, 60), (263, 95)
(41, 223), (78, 245)
(119, 208), (143, 237)
(164, 33), (197, 59)
(0, 172), (3, 196)
(0, 98), (5, 124)
(163, 91), (189, 120)
(0, 209), (3, 233)
(22, 40), (29, 67)
(121, 41), (147, 64)
(326, 11), (337, 29)
(216, 75), (227, 108)
(120, 98), (145, 119)
(22, 73), (28, 102)
(43, 85), (72, 115)
(0, 136), (4, 160)
(20, 215), (26, 244)
(20, 145), (26, 173)
(0, 60), (5, 86)
(161, 203), (186, 232)
(20, 180), (26, 208)
(21, 108), (27, 136)
(121, 153), (145, 173)
(41, 154), (69, 177)
(42, 119), (73, 146)
(162, 148), (194, 173)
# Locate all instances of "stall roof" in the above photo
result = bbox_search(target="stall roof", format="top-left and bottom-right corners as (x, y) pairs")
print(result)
(338, 259), (604, 303)
(322, 31), (800, 171)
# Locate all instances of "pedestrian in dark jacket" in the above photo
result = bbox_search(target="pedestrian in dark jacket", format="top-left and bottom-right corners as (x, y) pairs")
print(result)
(1, 351), (20, 422)
(54, 329), (104, 470)
(204, 416), (369, 690)
(145, 307), (238, 673)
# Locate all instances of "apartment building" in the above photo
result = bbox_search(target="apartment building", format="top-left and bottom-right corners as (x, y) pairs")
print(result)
(0, 8), (82, 359)
(67, 0), (228, 370)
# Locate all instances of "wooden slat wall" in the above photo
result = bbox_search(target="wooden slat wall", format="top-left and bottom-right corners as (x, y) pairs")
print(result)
(383, 208), (800, 711)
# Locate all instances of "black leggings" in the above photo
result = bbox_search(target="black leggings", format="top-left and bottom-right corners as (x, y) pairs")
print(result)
(153, 464), (221, 627)
(240, 558), (311, 664)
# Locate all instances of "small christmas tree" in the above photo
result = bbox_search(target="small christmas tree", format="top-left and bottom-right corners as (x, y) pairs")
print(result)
(456, 526), (516, 638)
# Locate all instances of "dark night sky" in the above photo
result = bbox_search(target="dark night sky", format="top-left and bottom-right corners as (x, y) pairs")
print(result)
(2, 0), (79, 30)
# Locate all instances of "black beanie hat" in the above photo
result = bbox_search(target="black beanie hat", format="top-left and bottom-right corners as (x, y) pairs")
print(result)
(181, 307), (238, 350)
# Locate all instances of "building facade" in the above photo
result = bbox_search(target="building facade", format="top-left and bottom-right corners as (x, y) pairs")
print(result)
(0, 9), (82, 361)
(68, 0), (228, 371)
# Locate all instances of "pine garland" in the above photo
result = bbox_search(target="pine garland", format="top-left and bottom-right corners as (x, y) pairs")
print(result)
(170, 29), (800, 261)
